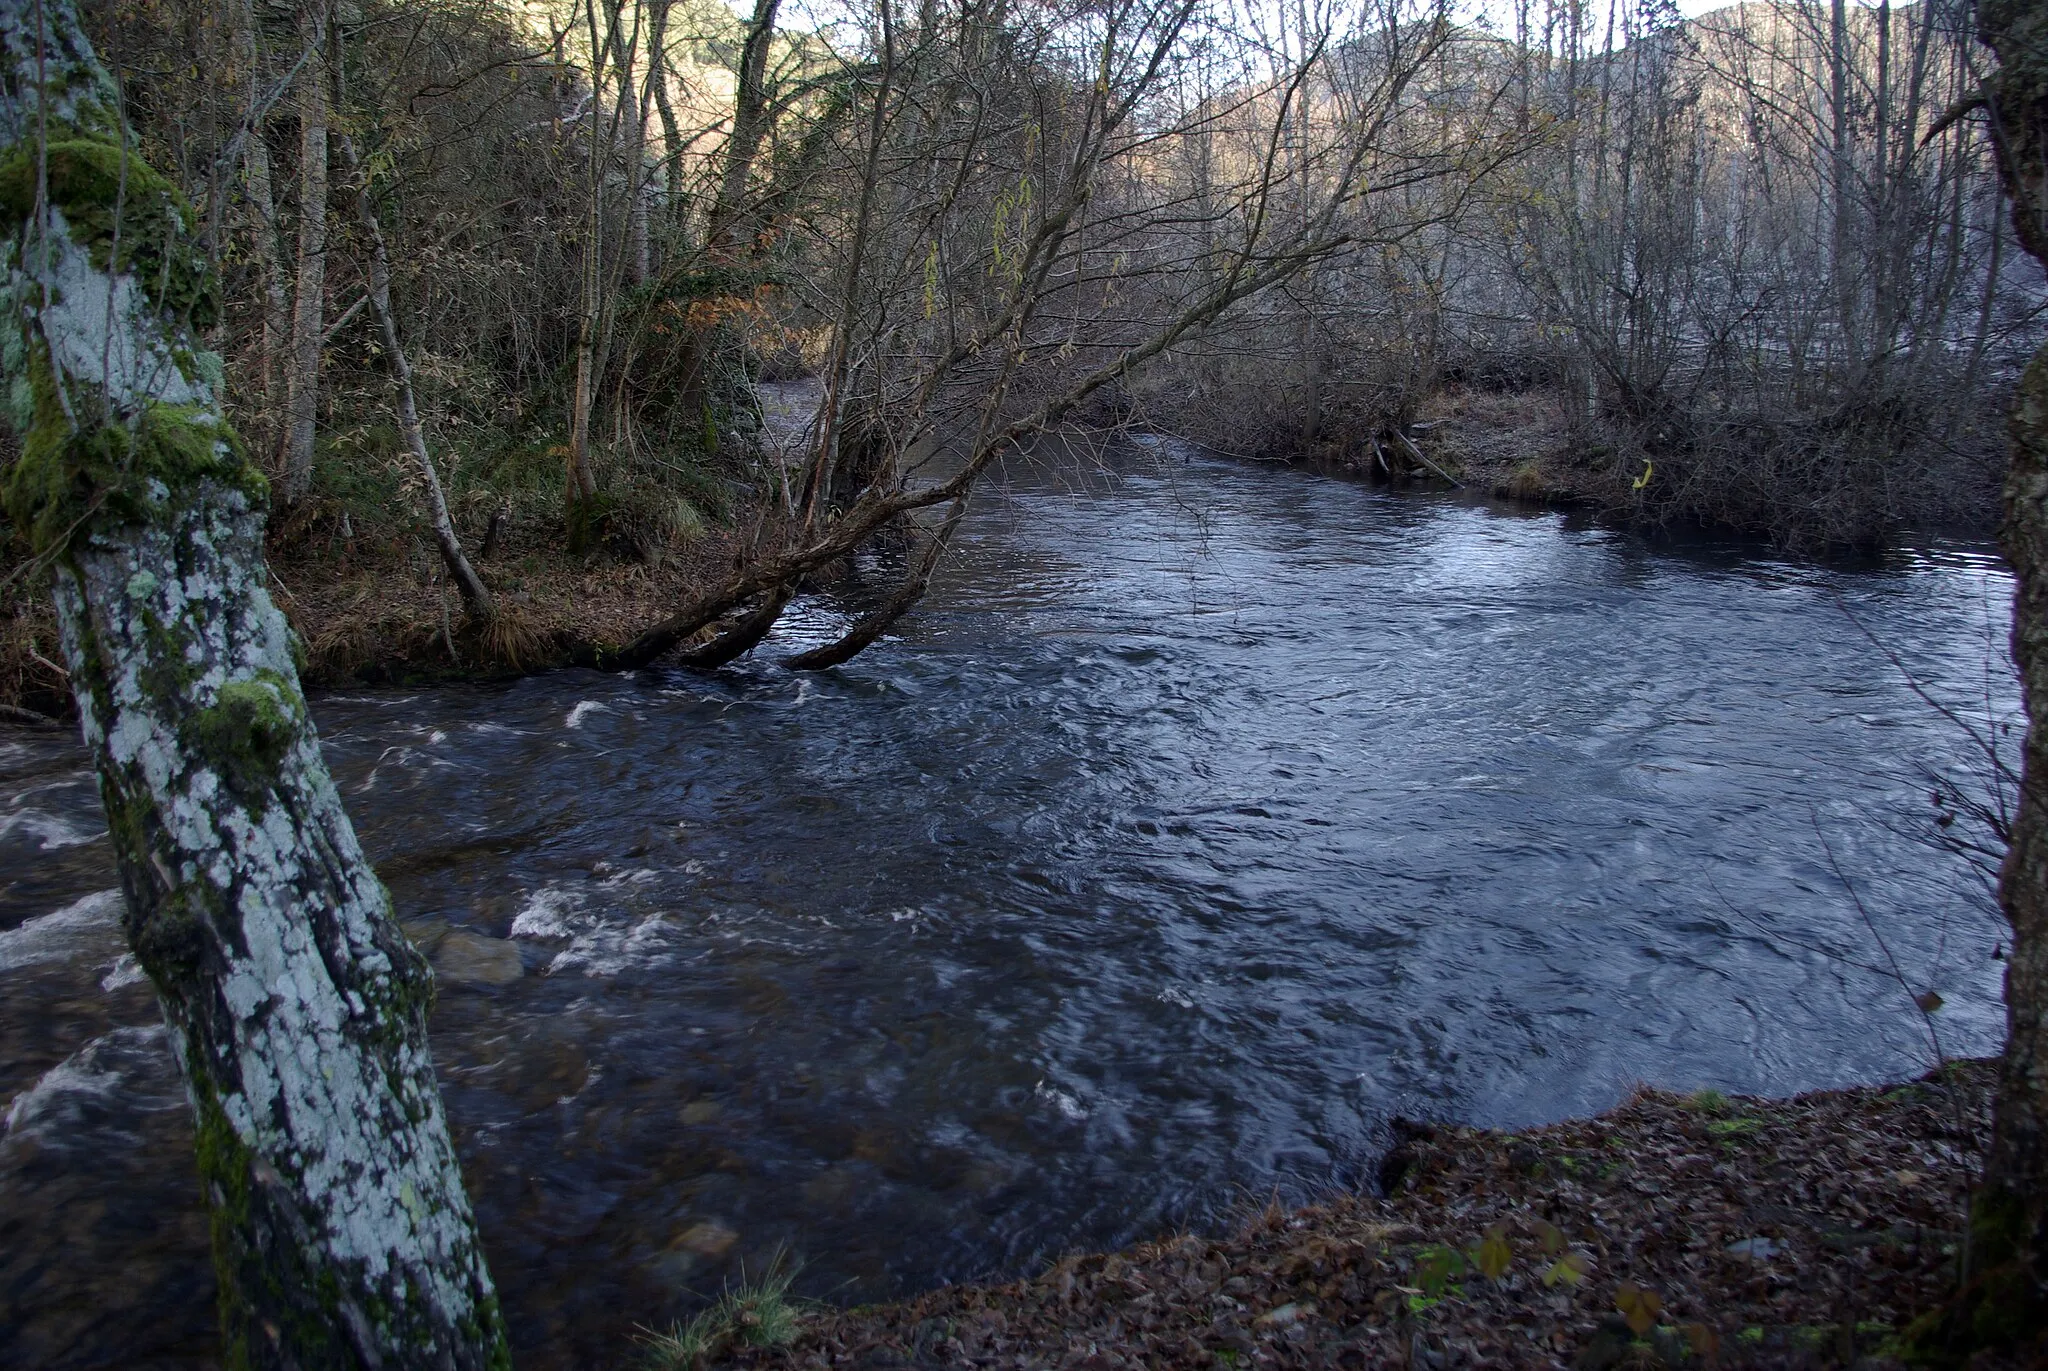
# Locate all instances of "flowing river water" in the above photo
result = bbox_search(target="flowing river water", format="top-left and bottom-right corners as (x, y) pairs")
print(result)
(0, 437), (2021, 1368)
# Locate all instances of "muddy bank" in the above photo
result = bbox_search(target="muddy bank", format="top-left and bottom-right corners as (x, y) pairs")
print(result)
(717, 1061), (2039, 1370)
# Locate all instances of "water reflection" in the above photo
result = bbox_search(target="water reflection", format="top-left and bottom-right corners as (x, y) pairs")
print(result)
(0, 441), (2017, 1369)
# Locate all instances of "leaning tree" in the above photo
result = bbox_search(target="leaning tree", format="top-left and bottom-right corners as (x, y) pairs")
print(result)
(0, 1), (509, 1366)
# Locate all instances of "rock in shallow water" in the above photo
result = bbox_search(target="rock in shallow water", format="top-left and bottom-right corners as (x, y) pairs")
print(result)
(433, 929), (524, 986)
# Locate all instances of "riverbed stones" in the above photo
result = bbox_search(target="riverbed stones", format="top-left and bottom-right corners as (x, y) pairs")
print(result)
(431, 930), (524, 986)
(677, 1220), (740, 1259)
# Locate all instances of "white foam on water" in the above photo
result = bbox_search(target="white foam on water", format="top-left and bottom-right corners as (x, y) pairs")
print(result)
(509, 887), (582, 940)
(1156, 984), (1196, 1009)
(100, 954), (147, 991)
(545, 916), (673, 978)
(565, 700), (607, 729)
(1032, 1080), (1088, 1121)
(0, 890), (123, 974)
(352, 743), (461, 794)
(0, 808), (103, 851)
(596, 866), (658, 888)
(5, 1054), (117, 1136)
(3, 1026), (169, 1139)
(510, 886), (675, 976)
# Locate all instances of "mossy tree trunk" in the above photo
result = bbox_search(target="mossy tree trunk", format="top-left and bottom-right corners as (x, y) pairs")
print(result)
(1964, 0), (2048, 1351)
(0, 4), (510, 1367)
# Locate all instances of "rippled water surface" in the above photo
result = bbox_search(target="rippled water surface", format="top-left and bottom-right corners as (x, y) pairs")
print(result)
(0, 442), (2019, 1368)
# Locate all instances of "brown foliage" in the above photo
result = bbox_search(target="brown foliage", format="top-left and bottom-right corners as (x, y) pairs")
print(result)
(724, 1063), (2044, 1370)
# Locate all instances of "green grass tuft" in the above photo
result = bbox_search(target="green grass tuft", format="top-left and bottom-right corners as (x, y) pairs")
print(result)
(640, 1261), (808, 1371)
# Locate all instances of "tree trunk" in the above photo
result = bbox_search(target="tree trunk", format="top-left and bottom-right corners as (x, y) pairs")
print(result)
(621, 22), (650, 289)
(785, 499), (965, 671)
(1939, 0), (2048, 1353)
(707, 0), (781, 256)
(566, 0), (615, 532)
(1829, 0), (1858, 369)
(332, 129), (495, 621)
(646, 0), (682, 234)
(234, 0), (289, 453)
(280, 0), (328, 506)
(675, 579), (796, 667)
(0, 6), (510, 1367)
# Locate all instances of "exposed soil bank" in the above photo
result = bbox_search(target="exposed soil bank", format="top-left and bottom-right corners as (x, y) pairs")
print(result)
(0, 537), (743, 719)
(716, 1061), (2042, 1370)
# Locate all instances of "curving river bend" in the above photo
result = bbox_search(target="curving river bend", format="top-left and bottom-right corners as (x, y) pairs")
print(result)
(0, 438), (2019, 1368)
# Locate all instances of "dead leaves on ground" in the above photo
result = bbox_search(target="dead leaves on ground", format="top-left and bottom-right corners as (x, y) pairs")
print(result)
(723, 1061), (2036, 1369)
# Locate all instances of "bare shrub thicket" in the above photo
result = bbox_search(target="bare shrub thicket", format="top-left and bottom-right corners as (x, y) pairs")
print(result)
(1136, 0), (2033, 545)
(7, 0), (2034, 711)
(80, 0), (799, 572)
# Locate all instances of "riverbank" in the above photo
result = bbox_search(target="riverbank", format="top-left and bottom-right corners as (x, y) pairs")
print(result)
(0, 532), (747, 719)
(0, 383), (830, 720)
(705, 1060), (2036, 1370)
(0, 373), (2006, 720)
(1271, 383), (2005, 551)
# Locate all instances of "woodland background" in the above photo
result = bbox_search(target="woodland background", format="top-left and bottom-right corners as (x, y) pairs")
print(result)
(3, 0), (2036, 712)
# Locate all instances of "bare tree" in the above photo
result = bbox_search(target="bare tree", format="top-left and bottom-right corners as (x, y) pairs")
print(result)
(562, 0), (1502, 671)
(332, 125), (495, 620)
(279, 0), (328, 507)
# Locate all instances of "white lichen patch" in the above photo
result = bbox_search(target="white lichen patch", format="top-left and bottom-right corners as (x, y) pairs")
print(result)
(65, 495), (501, 1348)
(17, 209), (207, 410)
(0, 4), (119, 147)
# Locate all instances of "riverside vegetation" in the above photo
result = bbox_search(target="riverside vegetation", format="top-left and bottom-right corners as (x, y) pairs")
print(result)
(6, 0), (2048, 1364)
(1, 0), (2038, 717)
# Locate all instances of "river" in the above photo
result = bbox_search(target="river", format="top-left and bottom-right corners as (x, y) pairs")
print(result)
(0, 437), (2018, 1368)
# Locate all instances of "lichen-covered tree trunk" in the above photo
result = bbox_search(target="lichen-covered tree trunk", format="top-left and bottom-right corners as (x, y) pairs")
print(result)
(1966, 0), (2048, 1349)
(0, 4), (510, 1367)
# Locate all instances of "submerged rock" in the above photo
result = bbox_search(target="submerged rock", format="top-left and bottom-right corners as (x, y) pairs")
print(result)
(676, 1221), (740, 1259)
(432, 930), (524, 986)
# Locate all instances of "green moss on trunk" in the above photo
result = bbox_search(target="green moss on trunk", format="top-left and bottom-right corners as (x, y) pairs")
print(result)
(184, 670), (302, 794)
(0, 134), (217, 328)
(3, 348), (264, 554)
